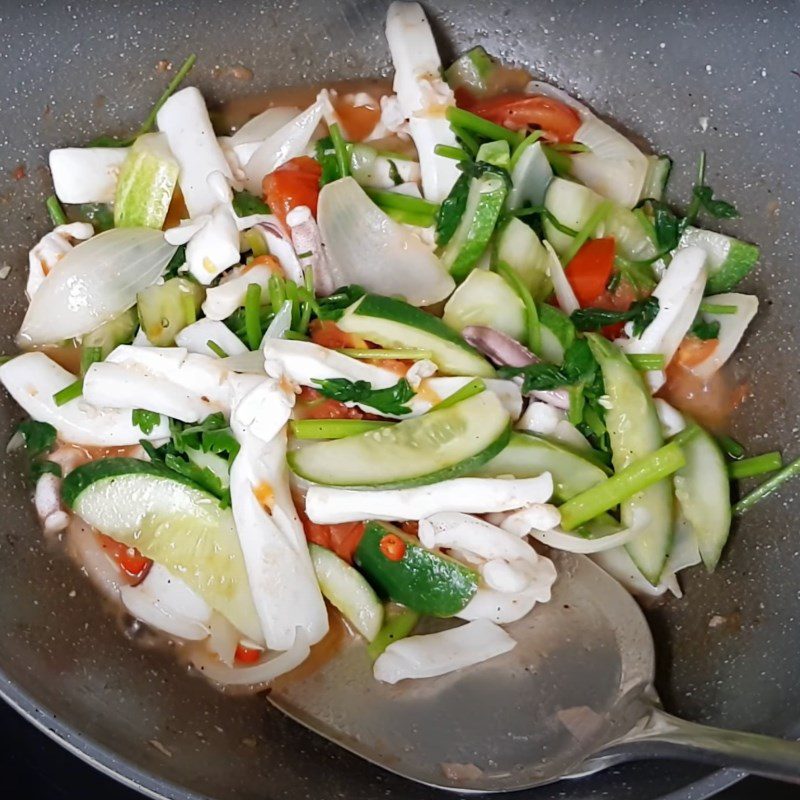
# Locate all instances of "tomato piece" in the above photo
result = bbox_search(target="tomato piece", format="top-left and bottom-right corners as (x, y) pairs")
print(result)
(298, 503), (366, 564)
(234, 643), (263, 665)
(295, 386), (365, 421)
(309, 319), (368, 350)
(565, 238), (616, 307)
(379, 533), (406, 562)
(97, 533), (152, 582)
(466, 93), (581, 142)
(262, 156), (323, 230)
(333, 95), (381, 141)
(244, 253), (283, 276)
(673, 336), (719, 369)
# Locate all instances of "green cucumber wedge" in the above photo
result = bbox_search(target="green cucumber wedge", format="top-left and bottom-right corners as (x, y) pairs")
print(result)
(673, 426), (732, 571)
(114, 133), (179, 229)
(62, 457), (262, 643)
(337, 294), (494, 378)
(137, 276), (205, 346)
(288, 391), (511, 488)
(442, 269), (525, 340)
(355, 521), (478, 617)
(476, 432), (608, 501)
(81, 307), (138, 369)
(537, 303), (576, 364)
(678, 226), (759, 294)
(309, 544), (384, 641)
(543, 177), (603, 255)
(494, 216), (552, 300)
(587, 334), (673, 584)
(440, 173), (507, 282)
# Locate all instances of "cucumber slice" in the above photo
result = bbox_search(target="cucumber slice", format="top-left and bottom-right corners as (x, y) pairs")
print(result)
(494, 217), (551, 300)
(62, 458), (262, 642)
(445, 47), (498, 95)
(442, 269), (525, 340)
(288, 391), (511, 488)
(440, 173), (507, 282)
(137, 277), (205, 346)
(587, 335), (673, 584)
(355, 521), (478, 617)
(81, 307), (138, 368)
(476, 432), (607, 501)
(337, 294), (494, 378)
(641, 155), (672, 202)
(543, 177), (603, 254)
(603, 205), (659, 262)
(309, 544), (384, 641)
(674, 427), (731, 571)
(678, 226), (759, 294)
(537, 303), (576, 364)
(114, 133), (179, 229)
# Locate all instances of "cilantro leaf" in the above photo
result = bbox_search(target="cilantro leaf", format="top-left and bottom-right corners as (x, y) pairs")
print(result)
(496, 339), (598, 393)
(132, 409), (161, 435)
(570, 297), (660, 338)
(163, 453), (231, 508)
(690, 318), (721, 340)
(315, 285), (366, 321)
(313, 378), (415, 416)
(691, 185), (739, 220)
(232, 190), (270, 217)
(15, 420), (57, 458)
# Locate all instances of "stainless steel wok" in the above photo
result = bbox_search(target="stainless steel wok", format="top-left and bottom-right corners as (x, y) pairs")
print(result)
(0, 1), (798, 798)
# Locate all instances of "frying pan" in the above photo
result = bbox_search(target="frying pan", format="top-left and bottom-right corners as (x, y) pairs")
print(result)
(0, 1), (798, 798)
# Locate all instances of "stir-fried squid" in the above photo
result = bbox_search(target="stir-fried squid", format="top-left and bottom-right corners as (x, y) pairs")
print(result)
(0, 1), (784, 694)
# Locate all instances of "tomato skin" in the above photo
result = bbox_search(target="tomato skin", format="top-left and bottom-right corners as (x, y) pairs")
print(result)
(466, 93), (581, 142)
(97, 533), (152, 582)
(565, 238), (616, 307)
(262, 156), (323, 230)
(295, 387), (366, 421)
(299, 507), (366, 564)
(234, 643), (263, 664)
(309, 319), (368, 350)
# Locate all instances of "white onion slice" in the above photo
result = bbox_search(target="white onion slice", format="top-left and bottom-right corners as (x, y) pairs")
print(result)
(66, 518), (122, 601)
(527, 524), (639, 554)
(120, 563), (212, 641)
(262, 300), (293, 341)
(191, 630), (310, 687)
(543, 240), (579, 314)
(691, 293), (758, 380)
(175, 318), (248, 358)
(242, 96), (328, 194)
(527, 80), (648, 208)
(373, 619), (515, 684)
(230, 106), (301, 148)
(207, 611), (241, 667)
(18, 228), (176, 346)
(317, 177), (455, 306)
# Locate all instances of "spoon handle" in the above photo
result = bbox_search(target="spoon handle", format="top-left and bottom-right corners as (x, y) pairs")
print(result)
(609, 708), (800, 784)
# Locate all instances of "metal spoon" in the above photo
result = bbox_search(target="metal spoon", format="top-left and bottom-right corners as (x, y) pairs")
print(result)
(269, 551), (800, 792)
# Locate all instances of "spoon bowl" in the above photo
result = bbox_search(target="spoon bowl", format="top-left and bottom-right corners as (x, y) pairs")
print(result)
(268, 551), (800, 792)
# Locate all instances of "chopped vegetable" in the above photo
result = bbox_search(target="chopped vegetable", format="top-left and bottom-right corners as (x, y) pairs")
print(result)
(733, 456), (800, 516)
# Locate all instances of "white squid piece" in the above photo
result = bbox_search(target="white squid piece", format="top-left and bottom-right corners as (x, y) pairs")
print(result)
(201, 262), (275, 321)
(48, 147), (128, 204)
(385, 2), (460, 201)
(305, 474), (554, 524)
(174, 318), (248, 359)
(621, 246), (707, 392)
(228, 376), (328, 651)
(83, 345), (231, 423)
(373, 619), (516, 684)
(0, 352), (168, 446)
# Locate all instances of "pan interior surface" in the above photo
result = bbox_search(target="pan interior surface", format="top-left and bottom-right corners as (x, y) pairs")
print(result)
(0, 2), (797, 800)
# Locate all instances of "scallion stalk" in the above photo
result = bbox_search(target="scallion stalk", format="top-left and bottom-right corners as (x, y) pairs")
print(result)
(366, 607), (420, 660)
(53, 379), (84, 407)
(434, 378), (485, 411)
(289, 419), (392, 440)
(699, 302), (738, 315)
(434, 144), (468, 161)
(627, 353), (666, 371)
(445, 107), (523, 147)
(337, 348), (434, 360)
(495, 261), (541, 357)
(46, 195), (67, 226)
(733, 455), (800, 515)
(559, 441), (686, 531)
(244, 283), (263, 350)
(728, 452), (783, 481)
(206, 339), (228, 358)
(561, 200), (613, 265)
(329, 122), (351, 179)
